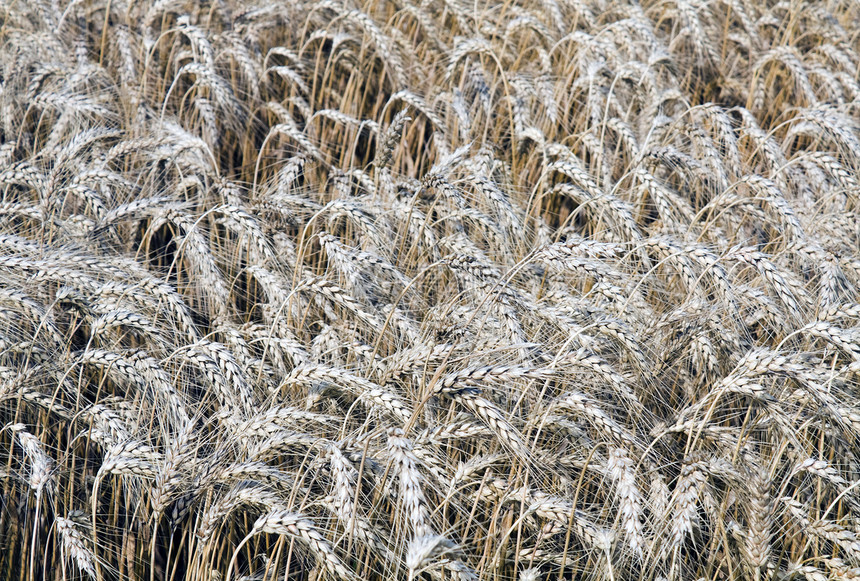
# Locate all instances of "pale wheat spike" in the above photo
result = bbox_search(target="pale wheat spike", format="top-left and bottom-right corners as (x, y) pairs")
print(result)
(375, 108), (410, 170)
(670, 462), (708, 549)
(388, 428), (433, 539)
(9, 424), (54, 496)
(446, 391), (531, 460)
(55, 514), (97, 580)
(741, 464), (772, 580)
(607, 448), (645, 557)
(282, 364), (412, 423)
(326, 445), (391, 555)
(251, 510), (353, 580)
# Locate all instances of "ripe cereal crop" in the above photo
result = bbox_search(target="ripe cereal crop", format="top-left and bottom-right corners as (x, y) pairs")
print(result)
(2, 1), (860, 580)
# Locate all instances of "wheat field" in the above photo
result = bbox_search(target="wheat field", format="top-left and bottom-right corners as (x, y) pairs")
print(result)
(1, 0), (860, 580)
